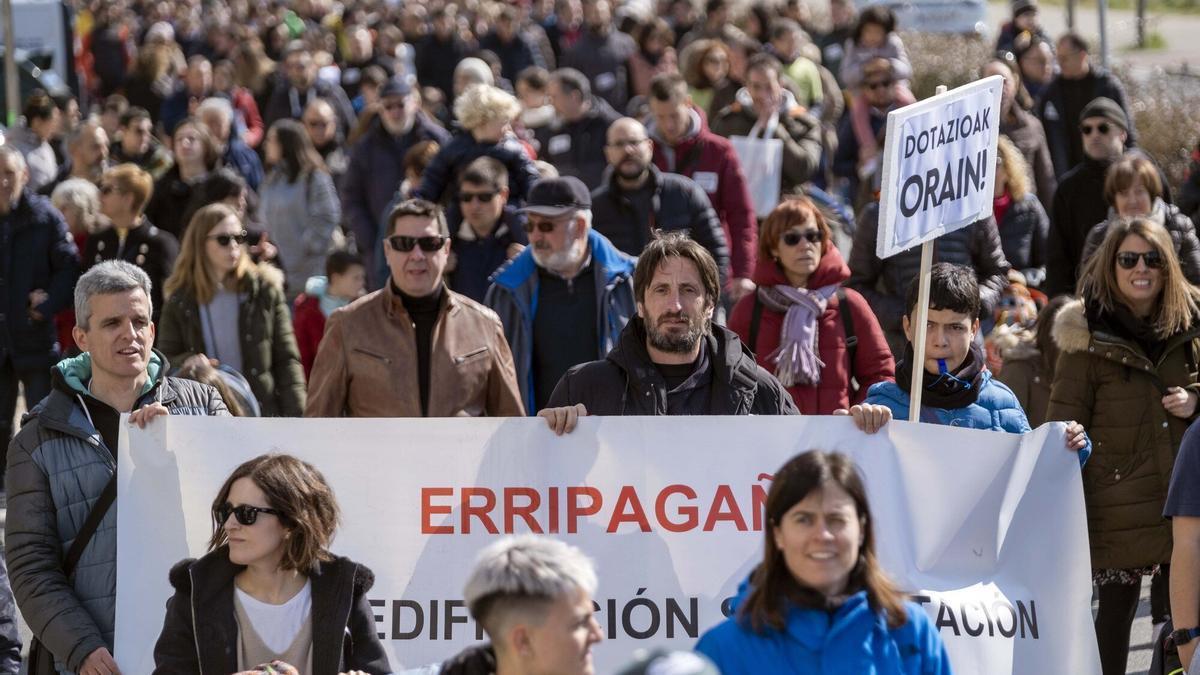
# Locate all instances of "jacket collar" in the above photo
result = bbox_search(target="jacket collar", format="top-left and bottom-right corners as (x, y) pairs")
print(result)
(490, 229), (634, 291)
(383, 280), (457, 321)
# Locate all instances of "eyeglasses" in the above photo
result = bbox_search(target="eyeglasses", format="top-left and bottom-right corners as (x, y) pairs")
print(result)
(459, 191), (497, 203)
(781, 230), (822, 246)
(387, 234), (448, 252)
(215, 502), (283, 526)
(865, 80), (893, 91)
(208, 232), (249, 247)
(523, 216), (568, 234)
(607, 138), (648, 149)
(1116, 250), (1164, 269)
(1081, 122), (1112, 136)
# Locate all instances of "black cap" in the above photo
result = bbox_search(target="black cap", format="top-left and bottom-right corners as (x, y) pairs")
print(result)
(520, 176), (591, 217)
(1079, 96), (1128, 132)
(379, 75), (414, 99)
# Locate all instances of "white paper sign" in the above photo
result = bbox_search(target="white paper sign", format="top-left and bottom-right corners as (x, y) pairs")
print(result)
(115, 416), (1099, 674)
(877, 76), (1003, 259)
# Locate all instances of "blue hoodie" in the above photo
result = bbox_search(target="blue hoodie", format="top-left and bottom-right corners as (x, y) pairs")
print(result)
(696, 579), (953, 675)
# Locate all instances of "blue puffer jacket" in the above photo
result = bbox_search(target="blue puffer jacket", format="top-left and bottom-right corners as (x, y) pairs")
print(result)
(5, 351), (228, 672)
(484, 229), (636, 413)
(695, 581), (952, 675)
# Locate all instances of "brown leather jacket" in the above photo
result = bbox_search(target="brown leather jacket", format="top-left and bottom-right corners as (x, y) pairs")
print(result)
(304, 283), (525, 417)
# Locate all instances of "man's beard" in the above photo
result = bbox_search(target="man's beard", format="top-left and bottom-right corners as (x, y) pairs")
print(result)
(532, 233), (587, 274)
(616, 159), (647, 182)
(645, 311), (707, 353)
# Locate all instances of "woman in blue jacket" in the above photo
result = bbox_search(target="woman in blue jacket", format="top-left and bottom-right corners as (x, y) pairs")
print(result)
(695, 450), (953, 675)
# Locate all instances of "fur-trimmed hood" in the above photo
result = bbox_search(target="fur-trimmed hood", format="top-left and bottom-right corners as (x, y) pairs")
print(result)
(1051, 298), (1092, 355)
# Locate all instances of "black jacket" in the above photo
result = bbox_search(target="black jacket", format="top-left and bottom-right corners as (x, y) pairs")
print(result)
(82, 219), (179, 323)
(145, 165), (206, 240)
(560, 28), (636, 113)
(0, 189), (79, 368)
(846, 202), (1010, 335)
(547, 319), (800, 415)
(590, 165), (730, 282)
(414, 132), (542, 224)
(1045, 157), (1110, 297)
(153, 547), (390, 675)
(1035, 68), (1135, 178)
(262, 78), (358, 140)
(440, 643), (497, 675)
(533, 97), (620, 188)
(996, 192), (1050, 288)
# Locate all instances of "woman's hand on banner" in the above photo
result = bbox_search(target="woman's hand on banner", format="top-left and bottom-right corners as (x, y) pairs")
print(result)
(835, 404), (892, 434)
(538, 403), (589, 436)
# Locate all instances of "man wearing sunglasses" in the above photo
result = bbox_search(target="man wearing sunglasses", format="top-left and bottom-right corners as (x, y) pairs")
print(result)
(485, 176), (637, 414)
(448, 157), (529, 303)
(1044, 96), (1163, 298)
(7, 261), (228, 675)
(342, 75), (449, 290)
(306, 199), (524, 418)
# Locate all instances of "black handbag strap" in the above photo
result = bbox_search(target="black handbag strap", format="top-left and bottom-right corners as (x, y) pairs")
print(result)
(63, 475), (117, 578)
(749, 293), (763, 355)
(836, 288), (860, 394)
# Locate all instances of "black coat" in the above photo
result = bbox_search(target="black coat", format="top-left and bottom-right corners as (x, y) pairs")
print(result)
(534, 97), (620, 189)
(547, 319), (800, 415)
(560, 28), (636, 113)
(414, 132), (541, 224)
(153, 547), (390, 675)
(144, 165), (203, 240)
(82, 220), (179, 323)
(590, 165), (730, 283)
(0, 189), (79, 369)
(1035, 68), (1135, 178)
(996, 192), (1049, 288)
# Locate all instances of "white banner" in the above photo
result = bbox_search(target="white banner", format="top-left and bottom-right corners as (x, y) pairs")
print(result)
(115, 416), (1099, 674)
(877, 76), (1003, 259)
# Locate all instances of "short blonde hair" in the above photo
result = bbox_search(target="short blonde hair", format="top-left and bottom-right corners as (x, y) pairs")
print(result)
(454, 84), (522, 132)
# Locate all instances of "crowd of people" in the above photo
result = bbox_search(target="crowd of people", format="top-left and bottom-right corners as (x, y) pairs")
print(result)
(2, 0), (1200, 672)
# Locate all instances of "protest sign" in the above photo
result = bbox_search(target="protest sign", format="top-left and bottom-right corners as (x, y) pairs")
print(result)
(876, 76), (1003, 260)
(115, 416), (1099, 673)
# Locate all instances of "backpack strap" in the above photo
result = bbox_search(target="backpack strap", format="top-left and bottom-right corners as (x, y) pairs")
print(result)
(63, 474), (118, 577)
(837, 288), (859, 393)
(749, 293), (763, 356)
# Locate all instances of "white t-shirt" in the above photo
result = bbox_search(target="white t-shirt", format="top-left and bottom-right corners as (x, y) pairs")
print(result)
(234, 580), (313, 653)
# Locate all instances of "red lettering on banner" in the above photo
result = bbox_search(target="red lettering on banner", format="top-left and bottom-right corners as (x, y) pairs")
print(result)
(607, 486), (652, 532)
(703, 485), (748, 531)
(461, 488), (499, 534)
(567, 486), (602, 533)
(752, 478), (771, 531)
(421, 487), (454, 534)
(655, 484), (699, 532)
(504, 487), (543, 533)
(549, 486), (560, 533)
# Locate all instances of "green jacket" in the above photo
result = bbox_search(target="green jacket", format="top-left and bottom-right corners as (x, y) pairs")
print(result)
(157, 265), (306, 416)
(1047, 299), (1200, 570)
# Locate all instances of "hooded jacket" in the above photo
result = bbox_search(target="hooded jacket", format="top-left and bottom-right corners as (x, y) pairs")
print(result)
(729, 245), (894, 414)
(648, 107), (758, 281)
(710, 87), (823, 196)
(152, 547), (390, 675)
(533, 96), (620, 188)
(695, 577), (951, 675)
(6, 351), (227, 672)
(590, 164), (730, 282)
(156, 263), (306, 417)
(1079, 199), (1200, 285)
(1047, 298), (1200, 570)
(546, 319), (800, 415)
(485, 229), (636, 413)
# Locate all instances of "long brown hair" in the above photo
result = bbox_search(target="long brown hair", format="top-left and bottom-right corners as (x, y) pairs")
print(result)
(208, 454), (340, 572)
(1078, 217), (1200, 338)
(164, 203), (255, 304)
(739, 451), (908, 632)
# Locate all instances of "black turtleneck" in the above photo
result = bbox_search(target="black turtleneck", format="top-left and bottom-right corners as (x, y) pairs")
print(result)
(394, 282), (444, 416)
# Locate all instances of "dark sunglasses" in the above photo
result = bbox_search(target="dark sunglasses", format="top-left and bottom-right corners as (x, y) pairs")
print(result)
(208, 232), (249, 247)
(523, 218), (564, 234)
(1080, 122), (1112, 136)
(865, 79), (893, 91)
(1116, 250), (1165, 269)
(387, 234), (448, 252)
(382, 100), (407, 111)
(459, 191), (497, 203)
(215, 502), (283, 526)
(781, 230), (822, 246)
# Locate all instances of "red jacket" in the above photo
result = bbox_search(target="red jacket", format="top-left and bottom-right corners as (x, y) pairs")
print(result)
(650, 112), (758, 281)
(293, 293), (326, 380)
(728, 244), (895, 414)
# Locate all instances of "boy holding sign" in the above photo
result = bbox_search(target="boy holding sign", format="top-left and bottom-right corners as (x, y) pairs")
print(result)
(864, 263), (1089, 460)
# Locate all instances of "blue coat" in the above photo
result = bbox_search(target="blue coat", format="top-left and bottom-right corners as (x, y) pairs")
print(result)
(484, 229), (636, 413)
(695, 585), (952, 675)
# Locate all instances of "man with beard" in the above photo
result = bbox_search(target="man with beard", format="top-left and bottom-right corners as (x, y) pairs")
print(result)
(110, 108), (174, 181)
(37, 121), (110, 197)
(536, 231), (893, 431)
(342, 76), (449, 289)
(485, 176), (637, 414)
(262, 41), (356, 138)
(591, 118), (728, 287)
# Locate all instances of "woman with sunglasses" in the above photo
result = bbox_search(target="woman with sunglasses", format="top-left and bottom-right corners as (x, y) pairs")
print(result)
(695, 450), (951, 674)
(1079, 154), (1200, 285)
(1048, 218), (1200, 675)
(159, 203), (306, 416)
(259, 119), (343, 304)
(153, 454), (391, 674)
(729, 198), (894, 414)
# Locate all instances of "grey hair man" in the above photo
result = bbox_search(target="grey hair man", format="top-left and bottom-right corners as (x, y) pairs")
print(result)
(485, 176), (637, 414)
(37, 119), (110, 195)
(440, 536), (604, 675)
(6, 260), (227, 675)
